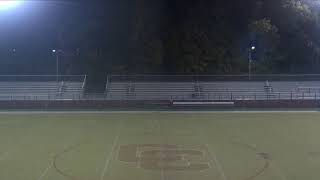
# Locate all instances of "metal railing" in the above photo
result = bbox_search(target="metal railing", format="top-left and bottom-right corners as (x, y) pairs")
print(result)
(0, 75), (86, 82)
(109, 74), (320, 82)
(0, 91), (318, 101)
(81, 75), (87, 89)
(0, 94), (83, 101)
(102, 91), (320, 101)
(168, 92), (319, 101)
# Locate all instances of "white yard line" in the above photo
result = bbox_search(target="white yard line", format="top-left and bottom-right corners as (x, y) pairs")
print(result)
(37, 162), (53, 180)
(205, 144), (228, 180)
(156, 118), (166, 180)
(100, 128), (121, 180)
(161, 168), (165, 180)
(137, 146), (141, 168)
(160, 148), (166, 180)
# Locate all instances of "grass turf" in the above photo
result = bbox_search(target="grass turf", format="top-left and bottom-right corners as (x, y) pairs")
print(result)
(0, 112), (319, 180)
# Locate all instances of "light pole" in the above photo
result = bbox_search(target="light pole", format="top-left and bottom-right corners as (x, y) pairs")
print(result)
(248, 45), (255, 80)
(52, 49), (60, 82)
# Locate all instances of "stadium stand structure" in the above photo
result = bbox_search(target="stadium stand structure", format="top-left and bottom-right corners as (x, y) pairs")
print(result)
(0, 75), (86, 100)
(105, 75), (320, 100)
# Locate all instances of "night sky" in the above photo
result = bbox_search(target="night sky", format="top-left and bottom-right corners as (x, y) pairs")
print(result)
(0, 1), (127, 74)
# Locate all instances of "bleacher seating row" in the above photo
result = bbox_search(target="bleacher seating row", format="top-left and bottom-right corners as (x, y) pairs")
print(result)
(106, 81), (320, 100)
(0, 81), (84, 100)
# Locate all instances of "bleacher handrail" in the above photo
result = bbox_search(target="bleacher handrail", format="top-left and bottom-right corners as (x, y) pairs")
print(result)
(105, 75), (110, 94)
(0, 75), (86, 82)
(81, 75), (87, 90)
(109, 74), (320, 82)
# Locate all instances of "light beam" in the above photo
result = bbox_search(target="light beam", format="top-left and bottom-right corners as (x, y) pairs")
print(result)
(0, 0), (23, 11)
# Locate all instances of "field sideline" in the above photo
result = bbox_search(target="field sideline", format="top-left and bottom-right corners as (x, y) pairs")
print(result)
(0, 110), (318, 114)
(0, 111), (319, 180)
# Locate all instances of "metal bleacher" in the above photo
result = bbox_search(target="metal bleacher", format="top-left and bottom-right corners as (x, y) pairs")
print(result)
(107, 82), (197, 100)
(1, 74), (319, 101)
(105, 75), (320, 101)
(60, 81), (85, 99)
(0, 75), (86, 100)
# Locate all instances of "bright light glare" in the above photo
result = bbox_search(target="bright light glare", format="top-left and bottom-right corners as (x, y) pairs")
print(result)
(0, 0), (23, 11)
(251, 46), (256, 50)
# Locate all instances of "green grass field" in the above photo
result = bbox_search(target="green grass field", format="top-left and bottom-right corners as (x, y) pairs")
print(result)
(0, 111), (319, 180)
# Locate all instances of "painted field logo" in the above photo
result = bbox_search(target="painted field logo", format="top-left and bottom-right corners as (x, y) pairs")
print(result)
(118, 144), (210, 171)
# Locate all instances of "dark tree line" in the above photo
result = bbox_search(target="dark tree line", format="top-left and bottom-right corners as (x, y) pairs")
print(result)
(123, 0), (320, 75)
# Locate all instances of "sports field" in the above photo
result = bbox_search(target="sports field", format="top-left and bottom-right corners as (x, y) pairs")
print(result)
(0, 111), (319, 180)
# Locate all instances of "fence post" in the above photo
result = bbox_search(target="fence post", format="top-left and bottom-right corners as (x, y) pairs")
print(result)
(105, 75), (110, 95)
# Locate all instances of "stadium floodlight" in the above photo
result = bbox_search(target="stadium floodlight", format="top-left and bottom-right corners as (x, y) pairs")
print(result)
(52, 49), (61, 82)
(248, 45), (256, 80)
(0, 0), (23, 11)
